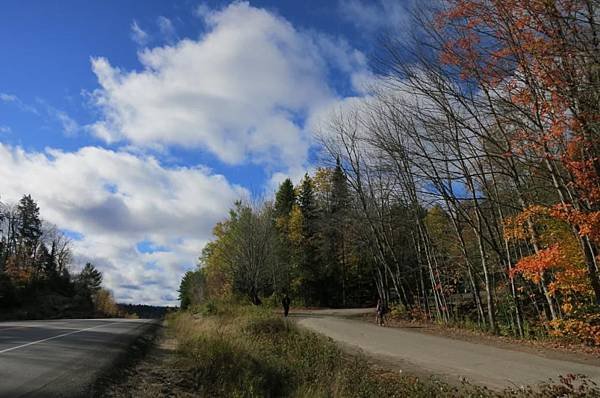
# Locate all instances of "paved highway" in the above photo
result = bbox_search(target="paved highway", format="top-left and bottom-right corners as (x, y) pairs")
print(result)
(296, 309), (600, 390)
(0, 318), (157, 398)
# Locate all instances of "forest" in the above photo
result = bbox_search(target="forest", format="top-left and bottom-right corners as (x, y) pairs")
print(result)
(181, 0), (600, 346)
(0, 194), (123, 319)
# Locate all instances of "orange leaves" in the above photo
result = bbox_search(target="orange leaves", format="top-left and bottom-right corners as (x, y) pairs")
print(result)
(438, 0), (597, 179)
(549, 316), (600, 346)
(511, 244), (563, 284)
(4, 256), (33, 286)
(551, 204), (600, 244)
(503, 205), (549, 242)
(505, 205), (591, 296)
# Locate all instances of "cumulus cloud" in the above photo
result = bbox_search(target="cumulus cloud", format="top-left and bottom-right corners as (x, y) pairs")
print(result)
(88, 2), (367, 175)
(0, 144), (246, 305)
(0, 2), (376, 306)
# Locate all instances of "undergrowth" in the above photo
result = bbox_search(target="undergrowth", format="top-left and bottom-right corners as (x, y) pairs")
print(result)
(165, 302), (600, 397)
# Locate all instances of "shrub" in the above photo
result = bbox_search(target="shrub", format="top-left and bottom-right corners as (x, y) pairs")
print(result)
(169, 304), (600, 397)
(176, 333), (285, 397)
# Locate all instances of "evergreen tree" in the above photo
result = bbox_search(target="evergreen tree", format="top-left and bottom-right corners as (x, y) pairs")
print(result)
(328, 160), (351, 306)
(37, 243), (56, 278)
(78, 263), (102, 293)
(297, 174), (318, 232)
(273, 179), (296, 294)
(296, 174), (323, 305)
(17, 194), (42, 252)
(274, 178), (295, 219)
(331, 157), (349, 215)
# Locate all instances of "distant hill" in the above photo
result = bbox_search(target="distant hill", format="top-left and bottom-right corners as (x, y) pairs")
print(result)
(118, 303), (177, 319)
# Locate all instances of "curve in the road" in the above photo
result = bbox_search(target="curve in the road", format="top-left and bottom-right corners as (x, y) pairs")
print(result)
(297, 313), (600, 390)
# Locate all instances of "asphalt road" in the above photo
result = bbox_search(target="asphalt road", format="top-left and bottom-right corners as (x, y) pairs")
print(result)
(0, 318), (157, 398)
(296, 309), (600, 390)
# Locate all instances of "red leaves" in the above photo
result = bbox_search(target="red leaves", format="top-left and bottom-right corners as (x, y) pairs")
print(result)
(511, 244), (563, 284)
(551, 204), (600, 244)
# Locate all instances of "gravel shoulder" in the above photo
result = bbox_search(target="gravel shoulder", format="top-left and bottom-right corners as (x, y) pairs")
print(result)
(293, 309), (600, 390)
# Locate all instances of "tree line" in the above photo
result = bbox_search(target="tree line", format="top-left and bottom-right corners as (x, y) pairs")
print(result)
(181, 0), (600, 345)
(179, 162), (378, 310)
(0, 194), (123, 319)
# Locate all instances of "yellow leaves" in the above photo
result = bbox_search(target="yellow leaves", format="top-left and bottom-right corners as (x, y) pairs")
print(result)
(551, 205), (600, 245)
(288, 205), (304, 245)
(549, 317), (600, 346)
(313, 168), (333, 196)
(503, 205), (550, 242)
(561, 302), (574, 315)
(94, 288), (121, 317)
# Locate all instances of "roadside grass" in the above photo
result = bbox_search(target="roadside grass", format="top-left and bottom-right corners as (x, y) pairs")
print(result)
(161, 302), (600, 397)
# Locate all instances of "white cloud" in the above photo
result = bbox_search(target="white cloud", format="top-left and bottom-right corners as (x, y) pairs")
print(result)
(157, 16), (177, 41)
(88, 1), (360, 174)
(0, 94), (78, 136)
(194, 3), (212, 19)
(0, 92), (39, 114)
(0, 93), (18, 103)
(54, 111), (79, 137)
(0, 126), (11, 134)
(0, 144), (246, 305)
(339, 0), (416, 36)
(131, 20), (149, 46)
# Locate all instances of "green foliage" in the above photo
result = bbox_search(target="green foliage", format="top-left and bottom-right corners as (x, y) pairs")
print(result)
(176, 333), (286, 397)
(0, 272), (17, 308)
(178, 269), (205, 309)
(78, 262), (103, 293)
(17, 194), (42, 254)
(190, 167), (378, 311)
(275, 178), (295, 218)
(0, 194), (116, 320)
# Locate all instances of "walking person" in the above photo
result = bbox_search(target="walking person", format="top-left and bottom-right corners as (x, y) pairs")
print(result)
(282, 294), (291, 317)
(376, 298), (386, 326)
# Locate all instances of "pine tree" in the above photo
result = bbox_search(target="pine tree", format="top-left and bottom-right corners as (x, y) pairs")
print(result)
(274, 178), (295, 219)
(78, 263), (103, 293)
(17, 194), (42, 256)
(273, 179), (297, 294)
(298, 174), (318, 233)
(296, 174), (323, 305)
(331, 157), (349, 215)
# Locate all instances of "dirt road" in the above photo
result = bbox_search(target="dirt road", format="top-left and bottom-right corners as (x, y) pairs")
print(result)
(295, 309), (600, 390)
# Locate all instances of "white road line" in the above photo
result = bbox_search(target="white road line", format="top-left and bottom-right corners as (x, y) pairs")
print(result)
(0, 325), (85, 332)
(0, 321), (121, 354)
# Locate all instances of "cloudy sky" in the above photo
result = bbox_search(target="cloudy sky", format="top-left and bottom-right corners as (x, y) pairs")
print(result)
(0, 0), (411, 306)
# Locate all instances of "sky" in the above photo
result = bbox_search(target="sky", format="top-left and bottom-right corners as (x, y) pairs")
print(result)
(0, 0), (414, 306)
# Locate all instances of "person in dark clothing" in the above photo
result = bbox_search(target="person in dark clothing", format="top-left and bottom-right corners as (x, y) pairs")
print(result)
(282, 294), (291, 317)
(376, 298), (386, 326)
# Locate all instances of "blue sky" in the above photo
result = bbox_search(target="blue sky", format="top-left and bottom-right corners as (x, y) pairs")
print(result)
(0, 0), (412, 305)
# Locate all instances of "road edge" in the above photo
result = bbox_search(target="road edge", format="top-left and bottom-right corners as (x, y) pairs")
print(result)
(86, 320), (162, 398)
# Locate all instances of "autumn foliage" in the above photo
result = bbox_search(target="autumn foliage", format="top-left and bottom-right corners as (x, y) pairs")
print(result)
(437, 0), (600, 344)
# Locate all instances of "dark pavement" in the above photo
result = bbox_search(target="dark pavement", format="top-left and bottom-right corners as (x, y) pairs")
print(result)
(0, 318), (157, 398)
